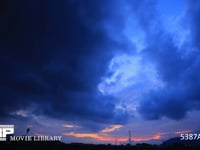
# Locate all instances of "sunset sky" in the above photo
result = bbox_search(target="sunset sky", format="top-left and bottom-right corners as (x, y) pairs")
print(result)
(1, 0), (200, 145)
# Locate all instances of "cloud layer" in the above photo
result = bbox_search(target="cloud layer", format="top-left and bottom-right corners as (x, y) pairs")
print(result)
(1, 0), (200, 131)
(0, 0), (128, 124)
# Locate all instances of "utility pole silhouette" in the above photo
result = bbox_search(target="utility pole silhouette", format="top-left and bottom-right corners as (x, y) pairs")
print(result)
(128, 130), (132, 145)
(115, 137), (118, 145)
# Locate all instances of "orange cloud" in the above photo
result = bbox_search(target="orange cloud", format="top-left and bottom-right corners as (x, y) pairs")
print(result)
(132, 135), (161, 142)
(175, 130), (193, 135)
(115, 135), (161, 143)
(101, 125), (123, 133)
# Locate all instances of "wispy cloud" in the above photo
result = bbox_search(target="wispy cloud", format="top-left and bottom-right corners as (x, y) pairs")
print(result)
(63, 124), (79, 128)
(101, 125), (122, 133)
(175, 130), (193, 135)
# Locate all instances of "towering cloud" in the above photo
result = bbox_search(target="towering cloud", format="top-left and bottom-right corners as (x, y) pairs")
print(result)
(138, 0), (200, 120)
(1, 0), (200, 132)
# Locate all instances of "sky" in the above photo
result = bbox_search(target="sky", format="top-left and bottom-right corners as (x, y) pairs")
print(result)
(1, 0), (200, 145)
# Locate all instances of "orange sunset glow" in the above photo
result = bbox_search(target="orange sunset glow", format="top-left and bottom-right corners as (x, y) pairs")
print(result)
(64, 132), (161, 143)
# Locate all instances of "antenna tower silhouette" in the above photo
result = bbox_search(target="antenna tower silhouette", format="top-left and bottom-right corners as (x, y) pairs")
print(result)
(128, 130), (132, 145)
(115, 137), (118, 145)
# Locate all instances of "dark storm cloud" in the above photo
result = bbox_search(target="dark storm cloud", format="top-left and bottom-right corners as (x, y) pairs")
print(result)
(0, 0), (128, 123)
(138, 0), (200, 120)
(2, 0), (200, 126)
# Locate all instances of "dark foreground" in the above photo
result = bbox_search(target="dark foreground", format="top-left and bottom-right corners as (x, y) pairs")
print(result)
(0, 141), (200, 150)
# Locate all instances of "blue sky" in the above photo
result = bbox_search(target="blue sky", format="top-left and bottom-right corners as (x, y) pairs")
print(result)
(1, 0), (200, 144)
